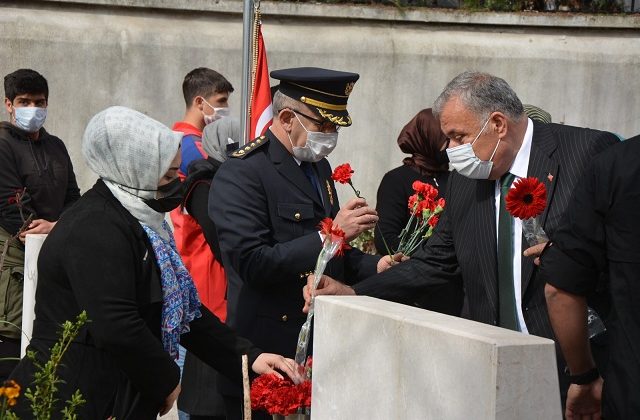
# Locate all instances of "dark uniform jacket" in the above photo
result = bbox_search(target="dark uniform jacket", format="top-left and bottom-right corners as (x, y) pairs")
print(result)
(10, 180), (260, 420)
(209, 130), (380, 357)
(353, 122), (619, 397)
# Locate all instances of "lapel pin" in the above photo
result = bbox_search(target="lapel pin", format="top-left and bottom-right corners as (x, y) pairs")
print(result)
(547, 173), (554, 182)
(326, 180), (334, 206)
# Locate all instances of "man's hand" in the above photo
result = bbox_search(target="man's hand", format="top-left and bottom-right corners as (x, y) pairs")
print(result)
(333, 197), (378, 242)
(19, 219), (56, 243)
(252, 353), (304, 384)
(158, 383), (181, 416)
(565, 377), (603, 420)
(523, 241), (548, 266)
(377, 253), (408, 273)
(302, 274), (355, 313)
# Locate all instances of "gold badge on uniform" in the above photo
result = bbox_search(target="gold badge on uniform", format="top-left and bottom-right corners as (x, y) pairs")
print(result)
(325, 180), (334, 206)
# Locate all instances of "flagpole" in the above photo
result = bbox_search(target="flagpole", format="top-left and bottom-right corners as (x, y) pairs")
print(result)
(240, 0), (254, 147)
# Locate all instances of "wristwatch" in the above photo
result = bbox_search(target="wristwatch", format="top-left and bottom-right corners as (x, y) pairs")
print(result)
(569, 367), (600, 385)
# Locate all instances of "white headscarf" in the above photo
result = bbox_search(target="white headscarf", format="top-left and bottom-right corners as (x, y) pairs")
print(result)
(202, 117), (241, 163)
(82, 106), (182, 237)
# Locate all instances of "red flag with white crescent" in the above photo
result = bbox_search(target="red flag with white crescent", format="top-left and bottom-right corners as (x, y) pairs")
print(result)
(250, 25), (272, 139)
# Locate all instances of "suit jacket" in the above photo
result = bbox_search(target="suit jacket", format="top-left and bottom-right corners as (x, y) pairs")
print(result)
(210, 130), (379, 357)
(354, 122), (618, 386)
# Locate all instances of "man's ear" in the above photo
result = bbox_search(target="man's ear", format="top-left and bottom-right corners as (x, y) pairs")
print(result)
(4, 98), (12, 115)
(278, 108), (295, 132)
(491, 112), (509, 138)
(192, 96), (204, 111)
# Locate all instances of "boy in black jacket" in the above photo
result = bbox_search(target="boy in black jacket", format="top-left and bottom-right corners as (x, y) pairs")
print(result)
(0, 69), (80, 378)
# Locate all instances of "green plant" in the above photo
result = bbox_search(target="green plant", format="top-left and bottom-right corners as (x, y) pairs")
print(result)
(22, 311), (88, 420)
(463, 0), (524, 11)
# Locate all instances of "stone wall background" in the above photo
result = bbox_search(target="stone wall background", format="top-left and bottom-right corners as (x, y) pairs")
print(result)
(1, 0), (638, 205)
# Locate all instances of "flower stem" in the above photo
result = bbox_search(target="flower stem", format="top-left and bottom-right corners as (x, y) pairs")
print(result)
(374, 223), (393, 259)
(348, 180), (362, 198)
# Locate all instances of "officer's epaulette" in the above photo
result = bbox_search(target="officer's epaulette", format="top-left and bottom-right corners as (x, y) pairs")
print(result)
(230, 135), (269, 159)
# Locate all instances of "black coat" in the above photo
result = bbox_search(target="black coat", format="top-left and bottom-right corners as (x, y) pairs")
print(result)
(183, 157), (222, 260)
(0, 122), (80, 236)
(353, 122), (619, 399)
(374, 164), (448, 254)
(10, 180), (260, 420)
(541, 136), (640, 418)
(209, 130), (380, 357)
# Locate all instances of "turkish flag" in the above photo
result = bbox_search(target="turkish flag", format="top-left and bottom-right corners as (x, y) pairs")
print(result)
(250, 25), (273, 139)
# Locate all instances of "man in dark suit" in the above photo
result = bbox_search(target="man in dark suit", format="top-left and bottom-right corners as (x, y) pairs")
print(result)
(306, 71), (619, 401)
(209, 67), (389, 419)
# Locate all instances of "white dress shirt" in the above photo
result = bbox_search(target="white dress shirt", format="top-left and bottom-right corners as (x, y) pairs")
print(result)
(494, 118), (534, 333)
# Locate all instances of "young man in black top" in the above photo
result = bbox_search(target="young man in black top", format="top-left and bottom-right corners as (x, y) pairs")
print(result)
(0, 69), (80, 378)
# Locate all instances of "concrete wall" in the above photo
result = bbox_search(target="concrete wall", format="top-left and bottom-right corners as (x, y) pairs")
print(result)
(1, 0), (639, 204)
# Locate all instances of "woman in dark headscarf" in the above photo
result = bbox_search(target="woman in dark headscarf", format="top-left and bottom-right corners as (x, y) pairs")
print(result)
(374, 108), (449, 254)
(375, 108), (463, 314)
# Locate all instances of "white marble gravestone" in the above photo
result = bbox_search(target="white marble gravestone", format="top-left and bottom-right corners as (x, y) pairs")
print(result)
(21, 234), (47, 357)
(312, 296), (561, 420)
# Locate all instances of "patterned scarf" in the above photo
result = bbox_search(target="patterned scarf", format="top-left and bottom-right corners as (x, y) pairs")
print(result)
(142, 221), (202, 359)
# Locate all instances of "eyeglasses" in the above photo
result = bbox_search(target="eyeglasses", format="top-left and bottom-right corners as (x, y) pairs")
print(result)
(286, 108), (341, 133)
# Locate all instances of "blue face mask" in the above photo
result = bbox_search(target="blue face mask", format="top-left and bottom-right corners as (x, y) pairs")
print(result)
(13, 106), (47, 133)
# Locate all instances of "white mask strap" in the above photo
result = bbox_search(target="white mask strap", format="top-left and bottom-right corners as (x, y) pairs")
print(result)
(471, 116), (492, 146)
(488, 137), (501, 161)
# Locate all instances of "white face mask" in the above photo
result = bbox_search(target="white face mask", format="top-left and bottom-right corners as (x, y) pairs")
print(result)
(288, 112), (338, 162)
(13, 106), (47, 133)
(446, 116), (501, 180)
(202, 98), (229, 125)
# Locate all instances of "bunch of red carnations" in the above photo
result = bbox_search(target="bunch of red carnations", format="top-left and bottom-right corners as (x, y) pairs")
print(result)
(251, 358), (312, 416)
(396, 180), (445, 256)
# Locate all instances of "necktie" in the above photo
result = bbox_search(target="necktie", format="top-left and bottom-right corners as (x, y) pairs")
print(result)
(498, 172), (519, 331)
(300, 161), (322, 202)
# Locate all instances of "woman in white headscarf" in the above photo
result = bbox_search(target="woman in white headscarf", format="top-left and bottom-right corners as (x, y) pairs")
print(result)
(10, 107), (298, 420)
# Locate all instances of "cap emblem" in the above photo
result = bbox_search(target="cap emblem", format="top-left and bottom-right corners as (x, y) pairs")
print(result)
(345, 82), (355, 97)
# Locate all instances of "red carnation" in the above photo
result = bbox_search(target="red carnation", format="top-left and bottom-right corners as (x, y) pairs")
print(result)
(412, 181), (438, 202)
(318, 217), (351, 256)
(428, 215), (440, 228)
(331, 163), (354, 184)
(505, 177), (547, 220)
(332, 163), (362, 198)
(408, 194), (419, 215)
(251, 373), (312, 415)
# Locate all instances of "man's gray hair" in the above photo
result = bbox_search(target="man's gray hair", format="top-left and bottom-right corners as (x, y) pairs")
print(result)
(272, 90), (299, 117)
(433, 71), (525, 123)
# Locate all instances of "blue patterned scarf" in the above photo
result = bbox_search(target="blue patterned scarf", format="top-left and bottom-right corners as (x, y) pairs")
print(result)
(142, 221), (202, 359)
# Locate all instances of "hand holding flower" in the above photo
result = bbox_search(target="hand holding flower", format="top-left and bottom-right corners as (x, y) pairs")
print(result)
(333, 197), (378, 241)
(376, 252), (409, 273)
(302, 274), (354, 313)
(523, 241), (549, 266)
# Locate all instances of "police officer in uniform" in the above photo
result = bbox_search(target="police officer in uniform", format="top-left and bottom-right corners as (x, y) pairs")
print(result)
(209, 67), (391, 419)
